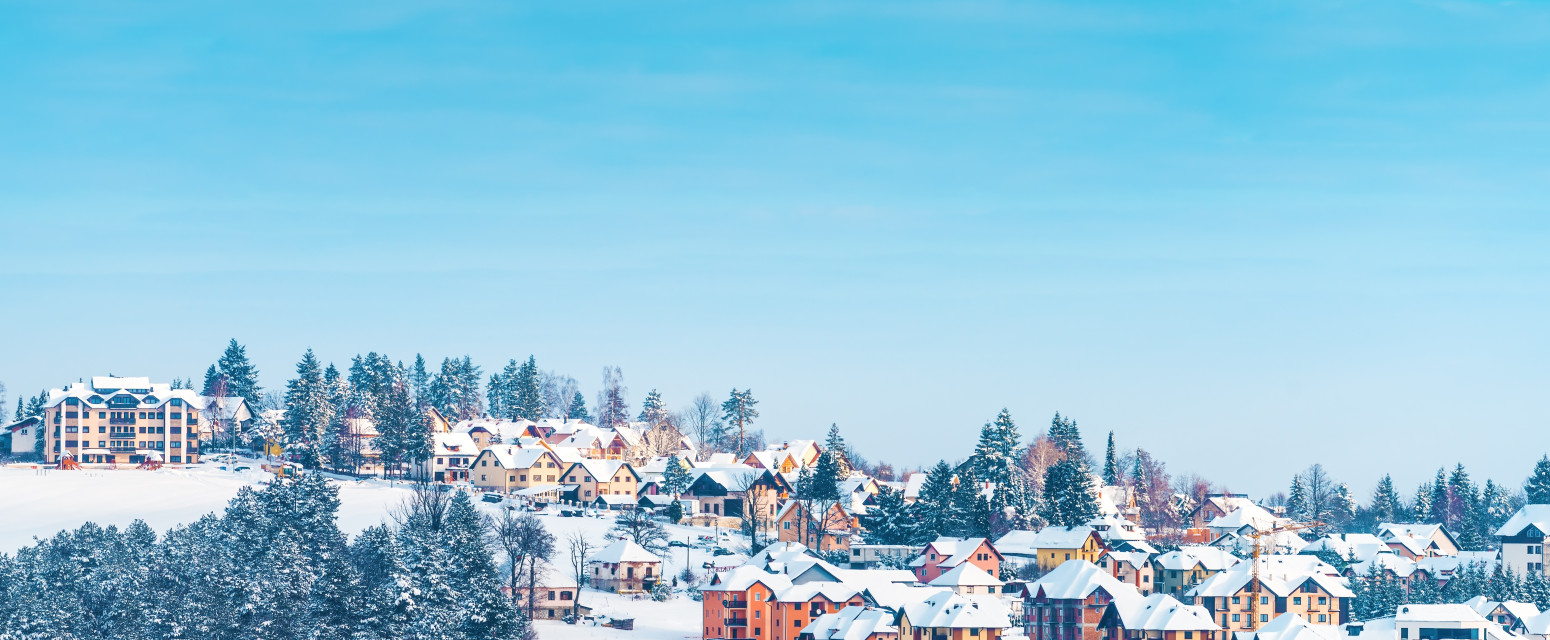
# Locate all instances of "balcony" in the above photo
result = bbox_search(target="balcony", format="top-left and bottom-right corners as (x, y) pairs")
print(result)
(109, 417), (136, 425)
(726, 619), (748, 627)
(725, 600), (748, 609)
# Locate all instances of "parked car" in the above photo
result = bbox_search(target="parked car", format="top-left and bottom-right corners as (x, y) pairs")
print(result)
(669, 540), (689, 548)
(713, 547), (735, 556)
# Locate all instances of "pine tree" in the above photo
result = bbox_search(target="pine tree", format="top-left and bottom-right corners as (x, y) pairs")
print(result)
(917, 461), (966, 539)
(1287, 475), (1309, 521)
(202, 364), (225, 396)
(1528, 456), (1550, 504)
(1371, 474), (1403, 523)
(281, 349), (334, 468)
(487, 360), (516, 419)
(216, 338), (263, 409)
(1428, 468), (1450, 524)
(1040, 457), (1099, 527)
(515, 355), (545, 421)
(1047, 412), (1087, 464)
(638, 389), (669, 425)
(662, 454), (693, 496)
(321, 364), (349, 471)
(567, 391), (591, 421)
(859, 485), (923, 545)
(1414, 481), (1434, 523)
(966, 409), (1031, 530)
(1102, 431), (1119, 486)
(1332, 483), (1357, 526)
(720, 389), (759, 457)
(410, 354), (431, 410)
(824, 423), (853, 476)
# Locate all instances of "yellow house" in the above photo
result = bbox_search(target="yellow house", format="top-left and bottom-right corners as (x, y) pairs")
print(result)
(898, 590), (1010, 640)
(561, 459), (640, 503)
(1030, 526), (1107, 572)
(471, 445), (565, 494)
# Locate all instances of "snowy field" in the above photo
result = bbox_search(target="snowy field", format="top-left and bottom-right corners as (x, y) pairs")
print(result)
(0, 460), (728, 640)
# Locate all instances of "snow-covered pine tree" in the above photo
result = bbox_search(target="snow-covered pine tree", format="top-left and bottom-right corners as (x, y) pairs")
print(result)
(410, 354), (432, 410)
(1286, 475), (1309, 522)
(720, 388), (759, 457)
(217, 338), (263, 410)
(487, 360), (515, 419)
(444, 491), (524, 639)
(515, 355), (545, 421)
(567, 390), (591, 421)
(639, 389), (670, 425)
(662, 454), (693, 497)
(1039, 456), (1098, 527)
(1414, 481), (1434, 523)
(1371, 474), (1404, 523)
(202, 363), (225, 396)
(916, 460), (965, 539)
(1047, 412), (1088, 464)
(1528, 456), (1550, 505)
(859, 485), (924, 545)
(281, 349), (334, 468)
(1428, 468), (1450, 525)
(1331, 483), (1357, 526)
(1102, 431), (1119, 486)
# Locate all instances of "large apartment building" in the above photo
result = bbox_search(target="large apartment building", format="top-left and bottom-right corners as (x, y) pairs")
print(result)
(42, 376), (250, 466)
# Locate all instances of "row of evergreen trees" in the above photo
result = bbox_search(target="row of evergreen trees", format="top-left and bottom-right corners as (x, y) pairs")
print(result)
(1282, 460), (1534, 545)
(861, 410), (1102, 544)
(0, 474), (526, 640)
(1349, 561), (1550, 622)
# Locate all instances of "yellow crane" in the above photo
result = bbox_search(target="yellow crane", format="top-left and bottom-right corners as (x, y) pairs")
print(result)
(1245, 520), (1324, 630)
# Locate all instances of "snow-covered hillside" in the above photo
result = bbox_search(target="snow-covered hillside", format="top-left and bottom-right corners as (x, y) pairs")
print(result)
(0, 460), (726, 640)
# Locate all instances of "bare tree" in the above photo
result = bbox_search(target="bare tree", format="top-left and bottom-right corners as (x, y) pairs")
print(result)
(494, 509), (555, 622)
(594, 367), (629, 428)
(392, 480), (454, 532)
(567, 531), (593, 617)
(610, 508), (669, 557)
(540, 371), (579, 420)
(682, 393), (723, 458)
(733, 471), (775, 551)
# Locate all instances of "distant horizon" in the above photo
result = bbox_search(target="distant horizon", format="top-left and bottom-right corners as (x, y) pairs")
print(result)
(4, 1), (1549, 499)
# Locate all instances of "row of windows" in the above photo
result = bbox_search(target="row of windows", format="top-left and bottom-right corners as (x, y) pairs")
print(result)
(59, 426), (184, 435)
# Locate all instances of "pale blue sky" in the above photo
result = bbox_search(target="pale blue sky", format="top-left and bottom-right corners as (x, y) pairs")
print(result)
(2, 1), (1549, 497)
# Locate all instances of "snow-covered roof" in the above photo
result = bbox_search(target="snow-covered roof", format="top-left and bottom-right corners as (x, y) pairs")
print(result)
(1348, 552), (1417, 578)
(803, 606), (897, 640)
(480, 444), (554, 469)
(1522, 610), (1550, 635)
(1496, 505), (1550, 538)
(912, 537), (993, 569)
(900, 591), (1010, 630)
(1208, 504), (1286, 533)
(928, 563), (1003, 588)
(47, 378), (238, 415)
(1303, 534), (1389, 564)
(591, 539), (660, 564)
(1154, 546), (1240, 572)
(776, 582), (862, 604)
(432, 432), (479, 456)
(1087, 513), (1147, 541)
(565, 458), (636, 483)
(1029, 560), (1139, 603)
(1252, 613), (1344, 640)
(1396, 604), (1490, 623)
(1026, 526), (1100, 550)
(704, 565), (795, 593)
(1109, 593), (1220, 632)
(1465, 597), (1540, 621)
(903, 473), (928, 500)
(1104, 551), (1151, 570)
(1186, 556), (1351, 599)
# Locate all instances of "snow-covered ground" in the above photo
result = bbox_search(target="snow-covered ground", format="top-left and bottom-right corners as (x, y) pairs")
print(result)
(0, 459), (729, 640)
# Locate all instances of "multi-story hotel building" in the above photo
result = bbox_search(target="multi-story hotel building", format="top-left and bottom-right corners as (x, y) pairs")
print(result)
(42, 376), (249, 466)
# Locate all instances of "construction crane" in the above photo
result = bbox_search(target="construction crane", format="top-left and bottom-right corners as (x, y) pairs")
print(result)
(1246, 520), (1324, 630)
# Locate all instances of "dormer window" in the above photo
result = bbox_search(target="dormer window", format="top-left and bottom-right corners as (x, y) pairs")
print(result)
(171, 399), (183, 407)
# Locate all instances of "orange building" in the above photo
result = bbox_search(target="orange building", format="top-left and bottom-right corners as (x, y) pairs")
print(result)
(703, 566), (795, 640)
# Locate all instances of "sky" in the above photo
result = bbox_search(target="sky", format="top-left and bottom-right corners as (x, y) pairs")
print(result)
(2, 1), (1549, 498)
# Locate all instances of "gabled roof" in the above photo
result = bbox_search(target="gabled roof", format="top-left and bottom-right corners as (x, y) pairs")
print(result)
(1252, 613), (1343, 640)
(903, 473), (928, 499)
(776, 582), (862, 604)
(1027, 526), (1102, 550)
(704, 565), (794, 593)
(1395, 604), (1490, 623)
(432, 432), (479, 456)
(591, 539), (660, 564)
(479, 444), (555, 469)
(564, 459), (638, 483)
(1104, 551), (1152, 571)
(1108, 593), (1219, 631)
(928, 563), (1004, 588)
(803, 606), (897, 640)
(1029, 559), (1139, 603)
(1348, 552), (1417, 578)
(900, 591), (1010, 629)
(912, 537), (997, 569)
(1154, 546), (1240, 572)
(1186, 556), (1351, 599)
(1208, 504), (1285, 533)
(1496, 505), (1550, 538)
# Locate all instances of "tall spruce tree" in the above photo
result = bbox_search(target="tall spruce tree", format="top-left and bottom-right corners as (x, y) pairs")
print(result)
(966, 409), (1031, 530)
(1371, 474), (1403, 523)
(916, 460), (966, 539)
(661, 454), (692, 496)
(409, 354), (431, 410)
(567, 391), (591, 421)
(1102, 431), (1119, 486)
(281, 349), (333, 468)
(216, 339), (263, 409)
(1528, 455), (1550, 504)
(514, 355), (544, 420)
(639, 389), (669, 425)
(1287, 475), (1309, 521)
(1039, 412), (1098, 527)
(720, 389), (759, 457)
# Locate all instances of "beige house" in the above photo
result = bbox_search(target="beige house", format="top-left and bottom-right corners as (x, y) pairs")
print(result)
(589, 539), (662, 593)
(561, 459), (640, 502)
(1185, 557), (1352, 631)
(470, 445), (566, 493)
(1101, 550), (1155, 595)
(6, 417), (40, 455)
(41, 376), (247, 465)
(506, 561), (592, 620)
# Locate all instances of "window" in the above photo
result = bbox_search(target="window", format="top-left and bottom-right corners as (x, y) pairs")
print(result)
(99, 412), (106, 419)
(481, 475), (486, 481)
(99, 426), (106, 433)
(1232, 597), (1240, 605)
(1232, 615), (1240, 622)
(1293, 597), (1302, 605)
(1261, 615), (1268, 622)
(99, 441), (106, 447)
(520, 475), (527, 481)
(1318, 615), (1327, 623)
(1185, 634), (1193, 639)
(1319, 597), (1327, 605)
(509, 476), (515, 481)
(1401, 629), (1409, 639)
